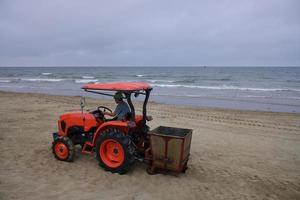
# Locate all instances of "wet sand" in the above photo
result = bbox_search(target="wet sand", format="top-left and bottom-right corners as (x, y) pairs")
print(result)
(0, 91), (299, 200)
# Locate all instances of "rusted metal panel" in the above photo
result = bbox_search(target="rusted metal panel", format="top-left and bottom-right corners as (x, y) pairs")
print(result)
(166, 138), (182, 170)
(151, 135), (165, 168)
(183, 133), (192, 160)
(148, 126), (192, 173)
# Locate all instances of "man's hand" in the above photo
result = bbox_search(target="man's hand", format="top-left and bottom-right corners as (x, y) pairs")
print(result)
(103, 111), (115, 117)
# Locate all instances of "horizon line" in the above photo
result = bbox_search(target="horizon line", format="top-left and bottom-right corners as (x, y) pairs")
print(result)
(0, 65), (300, 68)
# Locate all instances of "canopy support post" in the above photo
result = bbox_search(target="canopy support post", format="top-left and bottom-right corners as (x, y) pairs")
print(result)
(125, 92), (135, 121)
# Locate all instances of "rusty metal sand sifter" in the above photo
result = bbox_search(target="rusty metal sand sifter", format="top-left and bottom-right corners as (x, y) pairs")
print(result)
(146, 126), (192, 174)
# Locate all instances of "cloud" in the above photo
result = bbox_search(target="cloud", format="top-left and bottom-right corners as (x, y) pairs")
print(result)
(0, 0), (299, 66)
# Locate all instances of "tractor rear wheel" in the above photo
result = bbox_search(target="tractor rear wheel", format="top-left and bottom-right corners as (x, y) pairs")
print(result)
(52, 137), (75, 162)
(96, 129), (135, 174)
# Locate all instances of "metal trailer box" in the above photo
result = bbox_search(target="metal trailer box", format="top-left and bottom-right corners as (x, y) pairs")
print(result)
(147, 126), (192, 174)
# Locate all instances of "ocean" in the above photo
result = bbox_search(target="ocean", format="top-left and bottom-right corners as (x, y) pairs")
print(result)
(0, 67), (299, 113)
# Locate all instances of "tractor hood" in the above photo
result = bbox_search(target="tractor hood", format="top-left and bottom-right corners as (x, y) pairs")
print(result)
(59, 111), (95, 121)
(58, 111), (99, 135)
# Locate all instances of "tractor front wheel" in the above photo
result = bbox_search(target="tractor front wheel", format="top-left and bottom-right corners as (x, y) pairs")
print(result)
(52, 137), (75, 162)
(96, 129), (135, 174)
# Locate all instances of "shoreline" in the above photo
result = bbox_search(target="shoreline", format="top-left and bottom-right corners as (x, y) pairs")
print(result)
(1, 66), (300, 113)
(1, 90), (299, 114)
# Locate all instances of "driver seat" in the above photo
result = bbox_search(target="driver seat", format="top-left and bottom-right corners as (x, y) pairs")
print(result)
(123, 112), (132, 121)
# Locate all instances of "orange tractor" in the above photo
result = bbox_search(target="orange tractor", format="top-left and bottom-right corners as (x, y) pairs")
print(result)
(52, 82), (192, 174)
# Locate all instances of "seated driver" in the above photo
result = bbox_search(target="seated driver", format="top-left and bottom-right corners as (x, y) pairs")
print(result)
(104, 92), (130, 120)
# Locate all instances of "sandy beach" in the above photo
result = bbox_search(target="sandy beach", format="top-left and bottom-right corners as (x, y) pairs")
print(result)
(0, 91), (299, 200)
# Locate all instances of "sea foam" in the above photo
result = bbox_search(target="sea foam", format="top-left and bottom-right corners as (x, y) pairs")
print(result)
(21, 78), (63, 82)
(81, 76), (95, 79)
(0, 79), (12, 83)
(75, 79), (98, 83)
(41, 73), (52, 75)
(150, 84), (300, 92)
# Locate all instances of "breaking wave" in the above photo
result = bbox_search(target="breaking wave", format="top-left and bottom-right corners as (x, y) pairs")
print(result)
(150, 84), (300, 92)
(21, 78), (63, 82)
(41, 72), (52, 76)
(75, 79), (98, 83)
(0, 79), (12, 83)
(136, 74), (145, 77)
(81, 76), (95, 79)
(147, 79), (175, 83)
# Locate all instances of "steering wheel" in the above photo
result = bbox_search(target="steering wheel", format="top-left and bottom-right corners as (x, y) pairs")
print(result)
(91, 106), (113, 121)
(97, 106), (112, 114)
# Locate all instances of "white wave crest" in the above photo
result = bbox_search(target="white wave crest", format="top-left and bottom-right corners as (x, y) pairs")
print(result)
(75, 79), (98, 83)
(147, 79), (174, 83)
(82, 76), (95, 79)
(0, 79), (12, 83)
(151, 84), (300, 92)
(21, 78), (63, 82)
(136, 74), (145, 77)
(41, 73), (52, 75)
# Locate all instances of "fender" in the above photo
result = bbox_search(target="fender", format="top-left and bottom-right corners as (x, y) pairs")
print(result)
(92, 121), (129, 145)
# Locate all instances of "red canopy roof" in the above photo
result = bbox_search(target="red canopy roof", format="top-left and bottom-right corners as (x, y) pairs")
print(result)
(82, 82), (152, 91)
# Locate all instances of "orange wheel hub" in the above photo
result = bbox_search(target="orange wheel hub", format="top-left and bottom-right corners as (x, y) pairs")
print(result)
(100, 139), (125, 168)
(54, 142), (69, 160)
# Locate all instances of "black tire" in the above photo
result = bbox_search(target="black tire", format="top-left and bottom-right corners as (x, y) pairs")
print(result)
(52, 137), (75, 162)
(95, 129), (135, 174)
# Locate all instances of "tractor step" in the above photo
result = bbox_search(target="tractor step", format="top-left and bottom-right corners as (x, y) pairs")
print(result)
(82, 141), (94, 154)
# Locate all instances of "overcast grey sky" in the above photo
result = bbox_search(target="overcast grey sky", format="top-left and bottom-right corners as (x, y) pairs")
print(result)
(0, 0), (299, 66)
